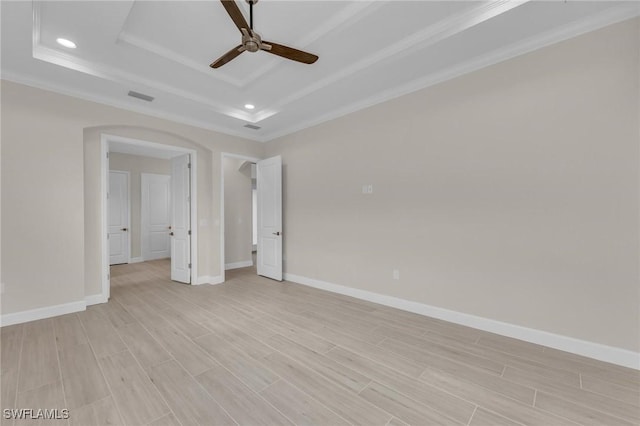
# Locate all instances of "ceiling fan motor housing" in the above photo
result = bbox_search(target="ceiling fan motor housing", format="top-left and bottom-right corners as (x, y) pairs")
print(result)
(242, 29), (262, 52)
(245, 41), (259, 52)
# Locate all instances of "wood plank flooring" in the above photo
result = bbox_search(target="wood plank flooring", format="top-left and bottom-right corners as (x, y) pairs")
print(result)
(1, 259), (638, 425)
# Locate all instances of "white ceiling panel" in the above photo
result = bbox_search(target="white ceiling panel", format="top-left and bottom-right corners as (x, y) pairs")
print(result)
(1, 0), (638, 142)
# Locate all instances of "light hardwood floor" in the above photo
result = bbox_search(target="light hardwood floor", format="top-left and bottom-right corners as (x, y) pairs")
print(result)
(2, 259), (639, 426)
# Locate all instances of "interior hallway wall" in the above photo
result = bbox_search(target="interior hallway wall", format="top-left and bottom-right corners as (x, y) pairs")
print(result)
(223, 157), (254, 268)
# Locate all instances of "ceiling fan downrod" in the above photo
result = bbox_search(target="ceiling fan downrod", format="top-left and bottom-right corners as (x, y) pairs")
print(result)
(247, 0), (255, 30)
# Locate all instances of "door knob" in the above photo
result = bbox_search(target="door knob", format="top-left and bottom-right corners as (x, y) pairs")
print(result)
(272, 231), (281, 236)
(121, 228), (128, 232)
(170, 232), (174, 236)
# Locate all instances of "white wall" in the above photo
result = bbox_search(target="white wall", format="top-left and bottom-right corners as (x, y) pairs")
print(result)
(224, 157), (254, 268)
(265, 18), (640, 353)
(1, 80), (263, 315)
(109, 153), (171, 260)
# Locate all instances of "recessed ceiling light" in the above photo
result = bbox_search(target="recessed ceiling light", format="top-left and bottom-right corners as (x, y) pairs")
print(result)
(244, 104), (255, 110)
(56, 38), (77, 49)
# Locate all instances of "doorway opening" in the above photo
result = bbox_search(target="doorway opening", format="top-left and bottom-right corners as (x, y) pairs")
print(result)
(101, 134), (198, 301)
(221, 153), (282, 283)
(222, 155), (259, 280)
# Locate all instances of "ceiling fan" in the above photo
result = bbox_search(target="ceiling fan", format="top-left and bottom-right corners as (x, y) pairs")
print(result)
(210, 0), (319, 69)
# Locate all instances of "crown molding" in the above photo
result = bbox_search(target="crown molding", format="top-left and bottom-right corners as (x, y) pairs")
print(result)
(115, 0), (241, 87)
(240, 1), (385, 90)
(32, 1), (256, 122)
(32, 43), (254, 121)
(261, 3), (640, 142)
(117, 31), (246, 87)
(24, 1), (640, 144)
(0, 70), (263, 142)
(259, 0), (529, 121)
(29, 1), (515, 128)
(117, 1), (381, 92)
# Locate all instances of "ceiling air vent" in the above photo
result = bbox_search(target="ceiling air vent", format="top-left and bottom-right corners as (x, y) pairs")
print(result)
(128, 90), (154, 102)
(244, 124), (261, 130)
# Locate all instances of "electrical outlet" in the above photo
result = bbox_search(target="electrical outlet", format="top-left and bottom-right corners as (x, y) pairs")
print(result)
(392, 269), (400, 280)
(362, 184), (374, 194)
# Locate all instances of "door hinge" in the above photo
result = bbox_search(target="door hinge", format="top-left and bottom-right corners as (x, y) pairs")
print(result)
(106, 192), (109, 199)
(107, 274), (110, 280)
(107, 233), (109, 239)
(188, 263), (192, 269)
(188, 230), (191, 236)
(106, 152), (109, 159)
(187, 163), (191, 169)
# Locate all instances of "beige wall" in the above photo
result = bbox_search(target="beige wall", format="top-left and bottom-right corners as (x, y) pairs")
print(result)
(224, 157), (253, 266)
(1, 80), (263, 313)
(1, 17), (638, 356)
(109, 153), (171, 260)
(2, 84), (86, 311)
(265, 19), (640, 352)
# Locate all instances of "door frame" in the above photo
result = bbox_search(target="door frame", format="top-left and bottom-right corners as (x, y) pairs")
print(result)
(101, 134), (198, 301)
(108, 170), (131, 265)
(220, 152), (262, 284)
(141, 172), (172, 261)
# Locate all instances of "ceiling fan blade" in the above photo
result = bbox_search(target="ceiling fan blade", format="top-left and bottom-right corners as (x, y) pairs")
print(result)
(220, 0), (249, 33)
(261, 41), (318, 64)
(210, 45), (245, 68)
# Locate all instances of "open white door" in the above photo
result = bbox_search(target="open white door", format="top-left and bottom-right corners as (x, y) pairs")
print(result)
(171, 154), (191, 283)
(108, 171), (129, 265)
(257, 155), (282, 281)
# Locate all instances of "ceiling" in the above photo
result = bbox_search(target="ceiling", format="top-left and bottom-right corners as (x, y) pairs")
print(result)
(2, 1), (638, 142)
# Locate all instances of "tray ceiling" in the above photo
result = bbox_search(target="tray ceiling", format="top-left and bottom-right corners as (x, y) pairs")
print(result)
(1, 1), (638, 142)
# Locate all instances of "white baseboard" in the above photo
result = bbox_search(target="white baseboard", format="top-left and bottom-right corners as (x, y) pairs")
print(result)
(194, 276), (209, 285)
(195, 275), (224, 286)
(283, 273), (640, 370)
(129, 257), (144, 264)
(208, 275), (224, 285)
(225, 260), (253, 270)
(85, 293), (108, 306)
(0, 300), (86, 327)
